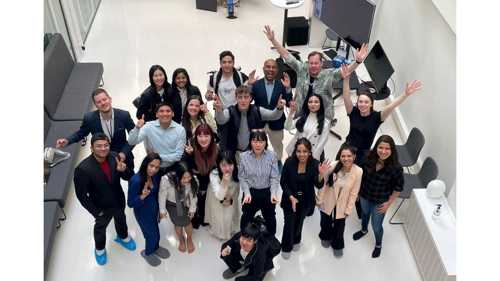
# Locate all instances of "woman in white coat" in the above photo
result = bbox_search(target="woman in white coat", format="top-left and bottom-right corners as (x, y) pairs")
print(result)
(285, 94), (330, 161)
(204, 151), (241, 240)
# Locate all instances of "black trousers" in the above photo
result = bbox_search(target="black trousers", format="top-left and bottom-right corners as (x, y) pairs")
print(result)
(281, 201), (307, 252)
(192, 174), (209, 228)
(318, 208), (346, 250)
(94, 207), (128, 250)
(353, 148), (367, 219)
(240, 188), (276, 236)
(221, 252), (267, 281)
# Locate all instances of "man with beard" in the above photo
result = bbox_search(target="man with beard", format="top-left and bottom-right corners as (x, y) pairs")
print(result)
(56, 88), (136, 171)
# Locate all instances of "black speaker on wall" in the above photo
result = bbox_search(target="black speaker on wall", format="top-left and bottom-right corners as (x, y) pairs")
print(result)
(285, 17), (309, 46)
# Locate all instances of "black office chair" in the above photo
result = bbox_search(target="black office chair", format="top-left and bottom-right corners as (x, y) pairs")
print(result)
(389, 157), (439, 224)
(396, 127), (425, 171)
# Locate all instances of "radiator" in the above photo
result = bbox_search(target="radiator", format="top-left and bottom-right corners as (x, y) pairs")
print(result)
(403, 189), (456, 281)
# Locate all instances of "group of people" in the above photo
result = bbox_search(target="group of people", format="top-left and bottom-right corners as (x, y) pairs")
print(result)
(56, 25), (422, 280)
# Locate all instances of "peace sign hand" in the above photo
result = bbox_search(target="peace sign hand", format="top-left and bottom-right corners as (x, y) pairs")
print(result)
(281, 72), (291, 89)
(115, 156), (127, 172)
(136, 114), (145, 128)
(184, 143), (194, 155)
(248, 69), (258, 85)
(289, 99), (297, 113)
(213, 94), (223, 112)
(276, 95), (286, 110)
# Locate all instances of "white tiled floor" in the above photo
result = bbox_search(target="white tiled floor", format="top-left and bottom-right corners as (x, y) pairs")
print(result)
(46, 1), (421, 280)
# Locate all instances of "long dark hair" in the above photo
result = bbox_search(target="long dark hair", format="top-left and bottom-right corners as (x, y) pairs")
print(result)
(168, 161), (199, 195)
(182, 95), (207, 139)
(216, 150), (239, 182)
(295, 94), (325, 135)
(137, 153), (162, 195)
(290, 137), (313, 164)
(327, 143), (357, 186)
(149, 65), (170, 91)
(171, 68), (193, 89)
(364, 135), (400, 173)
(192, 124), (218, 175)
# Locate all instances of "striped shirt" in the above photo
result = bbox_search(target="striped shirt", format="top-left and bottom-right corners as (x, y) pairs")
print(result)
(238, 150), (281, 197)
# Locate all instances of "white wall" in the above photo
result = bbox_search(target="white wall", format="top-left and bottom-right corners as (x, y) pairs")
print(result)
(370, 0), (456, 210)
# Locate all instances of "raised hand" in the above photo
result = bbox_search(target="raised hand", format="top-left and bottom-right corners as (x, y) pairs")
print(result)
(115, 156), (127, 172)
(206, 90), (215, 101)
(289, 99), (297, 113)
(184, 142), (194, 155)
(55, 138), (68, 148)
(281, 72), (291, 89)
(136, 114), (145, 128)
(263, 25), (275, 42)
(318, 159), (332, 178)
(247, 69), (258, 85)
(200, 103), (208, 113)
(213, 94), (223, 112)
(221, 246), (231, 257)
(355, 43), (369, 63)
(340, 64), (352, 79)
(118, 152), (126, 162)
(404, 80), (422, 97)
(276, 95), (286, 110)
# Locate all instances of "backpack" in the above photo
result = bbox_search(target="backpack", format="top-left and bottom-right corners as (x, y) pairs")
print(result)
(209, 68), (247, 94)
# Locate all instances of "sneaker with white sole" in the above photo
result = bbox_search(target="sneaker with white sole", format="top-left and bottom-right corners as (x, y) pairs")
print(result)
(281, 251), (292, 259)
(320, 240), (331, 248)
(333, 248), (343, 258)
(223, 267), (247, 279)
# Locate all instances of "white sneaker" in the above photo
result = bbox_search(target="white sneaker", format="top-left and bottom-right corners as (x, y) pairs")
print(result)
(281, 251), (292, 259)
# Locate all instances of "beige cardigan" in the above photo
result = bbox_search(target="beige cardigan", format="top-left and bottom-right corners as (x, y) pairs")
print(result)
(317, 162), (362, 219)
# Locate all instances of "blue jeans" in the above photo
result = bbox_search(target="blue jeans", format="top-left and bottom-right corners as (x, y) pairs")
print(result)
(360, 197), (386, 247)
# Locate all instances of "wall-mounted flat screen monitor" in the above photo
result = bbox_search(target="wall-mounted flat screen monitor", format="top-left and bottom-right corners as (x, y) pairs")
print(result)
(319, 0), (376, 49)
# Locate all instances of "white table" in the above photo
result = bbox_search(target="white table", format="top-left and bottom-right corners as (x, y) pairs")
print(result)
(270, 0), (305, 46)
(403, 189), (456, 281)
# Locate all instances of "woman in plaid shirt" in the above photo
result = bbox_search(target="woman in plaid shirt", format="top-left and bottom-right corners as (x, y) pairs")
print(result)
(352, 135), (404, 258)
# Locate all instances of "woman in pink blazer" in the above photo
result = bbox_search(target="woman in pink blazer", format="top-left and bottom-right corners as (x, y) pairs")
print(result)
(316, 143), (362, 257)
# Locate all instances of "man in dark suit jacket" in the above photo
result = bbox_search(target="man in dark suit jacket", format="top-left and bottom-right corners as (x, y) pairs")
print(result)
(56, 88), (136, 171)
(73, 133), (136, 266)
(251, 59), (292, 169)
